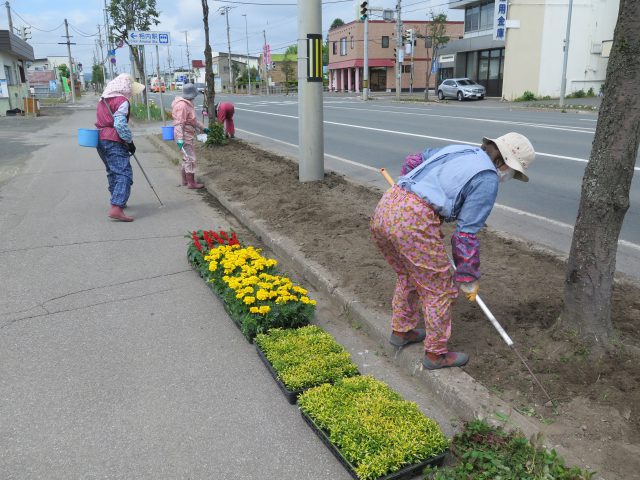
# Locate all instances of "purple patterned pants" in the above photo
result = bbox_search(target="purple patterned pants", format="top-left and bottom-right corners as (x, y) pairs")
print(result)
(371, 186), (458, 354)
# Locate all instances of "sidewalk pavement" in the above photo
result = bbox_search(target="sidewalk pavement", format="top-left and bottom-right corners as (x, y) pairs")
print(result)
(0, 95), (460, 479)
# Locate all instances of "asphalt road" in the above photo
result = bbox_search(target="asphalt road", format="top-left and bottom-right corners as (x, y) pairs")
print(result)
(149, 90), (640, 280)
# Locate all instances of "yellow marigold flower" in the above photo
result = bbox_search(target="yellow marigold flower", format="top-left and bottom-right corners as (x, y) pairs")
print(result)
(300, 296), (309, 304)
(244, 296), (256, 305)
(259, 305), (271, 315)
(266, 259), (278, 268)
(256, 289), (269, 301)
(310, 299), (317, 306)
(249, 306), (260, 314)
(293, 286), (308, 295)
(236, 292), (245, 299)
(208, 262), (218, 271)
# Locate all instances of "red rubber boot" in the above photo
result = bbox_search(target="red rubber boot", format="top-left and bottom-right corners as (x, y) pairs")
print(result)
(108, 205), (134, 222)
(186, 173), (204, 189)
(181, 168), (188, 186)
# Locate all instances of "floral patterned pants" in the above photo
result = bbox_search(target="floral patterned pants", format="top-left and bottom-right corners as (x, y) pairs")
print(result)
(370, 186), (458, 354)
(180, 143), (197, 174)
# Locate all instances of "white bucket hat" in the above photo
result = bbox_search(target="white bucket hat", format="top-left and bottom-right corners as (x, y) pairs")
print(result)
(483, 132), (535, 182)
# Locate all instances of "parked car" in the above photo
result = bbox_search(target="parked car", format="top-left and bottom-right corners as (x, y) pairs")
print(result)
(194, 83), (206, 94)
(175, 81), (184, 91)
(437, 78), (486, 101)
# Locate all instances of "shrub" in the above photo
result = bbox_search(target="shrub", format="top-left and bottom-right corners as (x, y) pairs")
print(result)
(205, 120), (227, 146)
(424, 419), (595, 480)
(570, 89), (586, 98)
(587, 87), (595, 97)
(515, 90), (536, 102)
(299, 376), (448, 480)
(255, 326), (359, 391)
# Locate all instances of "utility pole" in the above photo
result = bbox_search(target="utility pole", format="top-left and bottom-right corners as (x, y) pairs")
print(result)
(5, 1), (14, 35)
(183, 31), (191, 82)
(363, 14), (369, 100)
(221, 7), (233, 93)
(559, 0), (573, 107)
(141, 45), (150, 120)
(156, 44), (165, 123)
(103, 0), (114, 80)
(395, 0), (402, 100)
(297, 0), (324, 182)
(61, 19), (76, 104)
(243, 14), (251, 95)
(97, 24), (107, 88)
(263, 29), (269, 95)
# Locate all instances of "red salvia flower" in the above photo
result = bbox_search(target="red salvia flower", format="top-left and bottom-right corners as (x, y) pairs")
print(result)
(219, 231), (230, 243)
(210, 230), (223, 244)
(230, 232), (239, 245)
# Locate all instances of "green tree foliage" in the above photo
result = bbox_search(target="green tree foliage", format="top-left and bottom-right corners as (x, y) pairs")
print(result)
(91, 64), (105, 90)
(329, 18), (345, 30)
(108, 0), (160, 99)
(424, 12), (450, 100)
(58, 63), (70, 78)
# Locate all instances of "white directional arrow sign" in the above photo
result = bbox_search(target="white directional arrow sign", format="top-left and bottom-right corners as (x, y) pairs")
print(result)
(128, 31), (171, 46)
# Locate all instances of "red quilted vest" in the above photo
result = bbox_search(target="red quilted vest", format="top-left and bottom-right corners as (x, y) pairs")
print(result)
(95, 96), (130, 143)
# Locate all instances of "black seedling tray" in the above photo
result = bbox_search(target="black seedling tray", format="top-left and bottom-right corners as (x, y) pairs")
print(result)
(300, 410), (447, 480)
(256, 344), (304, 404)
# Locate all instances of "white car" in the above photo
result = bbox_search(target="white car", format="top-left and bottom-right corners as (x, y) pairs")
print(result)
(437, 78), (486, 101)
(175, 81), (184, 91)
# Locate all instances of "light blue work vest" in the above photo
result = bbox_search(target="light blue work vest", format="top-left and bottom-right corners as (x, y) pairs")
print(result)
(397, 145), (497, 221)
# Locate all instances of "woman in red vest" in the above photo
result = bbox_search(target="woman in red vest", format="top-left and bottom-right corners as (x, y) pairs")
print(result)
(95, 73), (145, 222)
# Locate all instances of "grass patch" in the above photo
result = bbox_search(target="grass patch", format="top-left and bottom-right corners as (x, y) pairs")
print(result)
(130, 101), (169, 121)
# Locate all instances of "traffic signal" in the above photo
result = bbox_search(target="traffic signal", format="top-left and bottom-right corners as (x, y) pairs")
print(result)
(359, 1), (368, 20)
(20, 25), (32, 41)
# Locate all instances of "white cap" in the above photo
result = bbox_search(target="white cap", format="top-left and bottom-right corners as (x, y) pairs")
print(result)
(483, 132), (535, 182)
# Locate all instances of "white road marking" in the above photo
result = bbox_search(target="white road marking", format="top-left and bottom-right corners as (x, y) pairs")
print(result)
(236, 128), (379, 172)
(237, 125), (640, 252)
(324, 105), (596, 134)
(237, 107), (637, 168)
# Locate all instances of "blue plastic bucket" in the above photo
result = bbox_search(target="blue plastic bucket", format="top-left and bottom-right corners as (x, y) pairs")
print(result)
(162, 126), (174, 141)
(78, 128), (99, 147)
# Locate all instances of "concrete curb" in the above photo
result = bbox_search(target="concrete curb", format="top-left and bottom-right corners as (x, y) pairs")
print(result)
(148, 134), (544, 439)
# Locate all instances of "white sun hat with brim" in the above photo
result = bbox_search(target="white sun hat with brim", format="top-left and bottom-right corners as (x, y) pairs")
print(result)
(483, 132), (535, 182)
(121, 73), (145, 95)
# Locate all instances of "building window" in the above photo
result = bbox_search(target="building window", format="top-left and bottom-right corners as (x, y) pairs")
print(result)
(466, 1), (494, 33)
(480, 2), (494, 30)
(4, 65), (14, 85)
(333, 41), (337, 55)
(381, 36), (389, 48)
(402, 64), (412, 73)
(340, 37), (347, 55)
(351, 36), (355, 49)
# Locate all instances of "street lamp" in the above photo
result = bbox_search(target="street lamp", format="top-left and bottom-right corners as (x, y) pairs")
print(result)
(243, 14), (251, 95)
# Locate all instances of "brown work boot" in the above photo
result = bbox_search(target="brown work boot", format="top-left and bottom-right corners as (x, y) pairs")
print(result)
(422, 351), (469, 370)
(389, 328), (426, 347)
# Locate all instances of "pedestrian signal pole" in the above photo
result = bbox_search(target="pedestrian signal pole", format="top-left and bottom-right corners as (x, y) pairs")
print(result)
(62, 19), (76, 104)
(297, 0), (324, 182)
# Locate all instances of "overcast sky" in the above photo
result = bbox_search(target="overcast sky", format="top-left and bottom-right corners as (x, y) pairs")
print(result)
(4, 0), (463, 75)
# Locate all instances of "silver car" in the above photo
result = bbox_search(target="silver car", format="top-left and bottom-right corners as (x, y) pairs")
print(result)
(437, 78), (486, 101)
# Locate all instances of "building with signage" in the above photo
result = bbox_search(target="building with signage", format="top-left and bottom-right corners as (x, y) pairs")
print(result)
(439, 0), (619, 99)
(0, 30), (35, 115)
(327, 19), (463, 93)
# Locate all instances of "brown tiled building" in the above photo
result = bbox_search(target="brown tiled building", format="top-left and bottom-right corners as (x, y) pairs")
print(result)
(327, 19), (463, 93)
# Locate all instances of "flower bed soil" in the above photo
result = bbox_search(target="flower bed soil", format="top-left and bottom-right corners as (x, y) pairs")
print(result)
(192, 139), (640, 480)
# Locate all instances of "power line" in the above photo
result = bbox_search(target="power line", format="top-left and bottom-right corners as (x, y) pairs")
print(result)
(69, 24), (100, 37)
(10, 8), (64, 32)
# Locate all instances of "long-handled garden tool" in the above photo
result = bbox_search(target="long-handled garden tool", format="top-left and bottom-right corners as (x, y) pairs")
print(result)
(379, 168), (554, 405)
(131, 152), (164, 206)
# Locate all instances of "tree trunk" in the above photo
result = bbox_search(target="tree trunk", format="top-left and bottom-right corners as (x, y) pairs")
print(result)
(559, 0), (640, 347)
(129, 44), (147, 103)
(201, 0), (216, 122)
